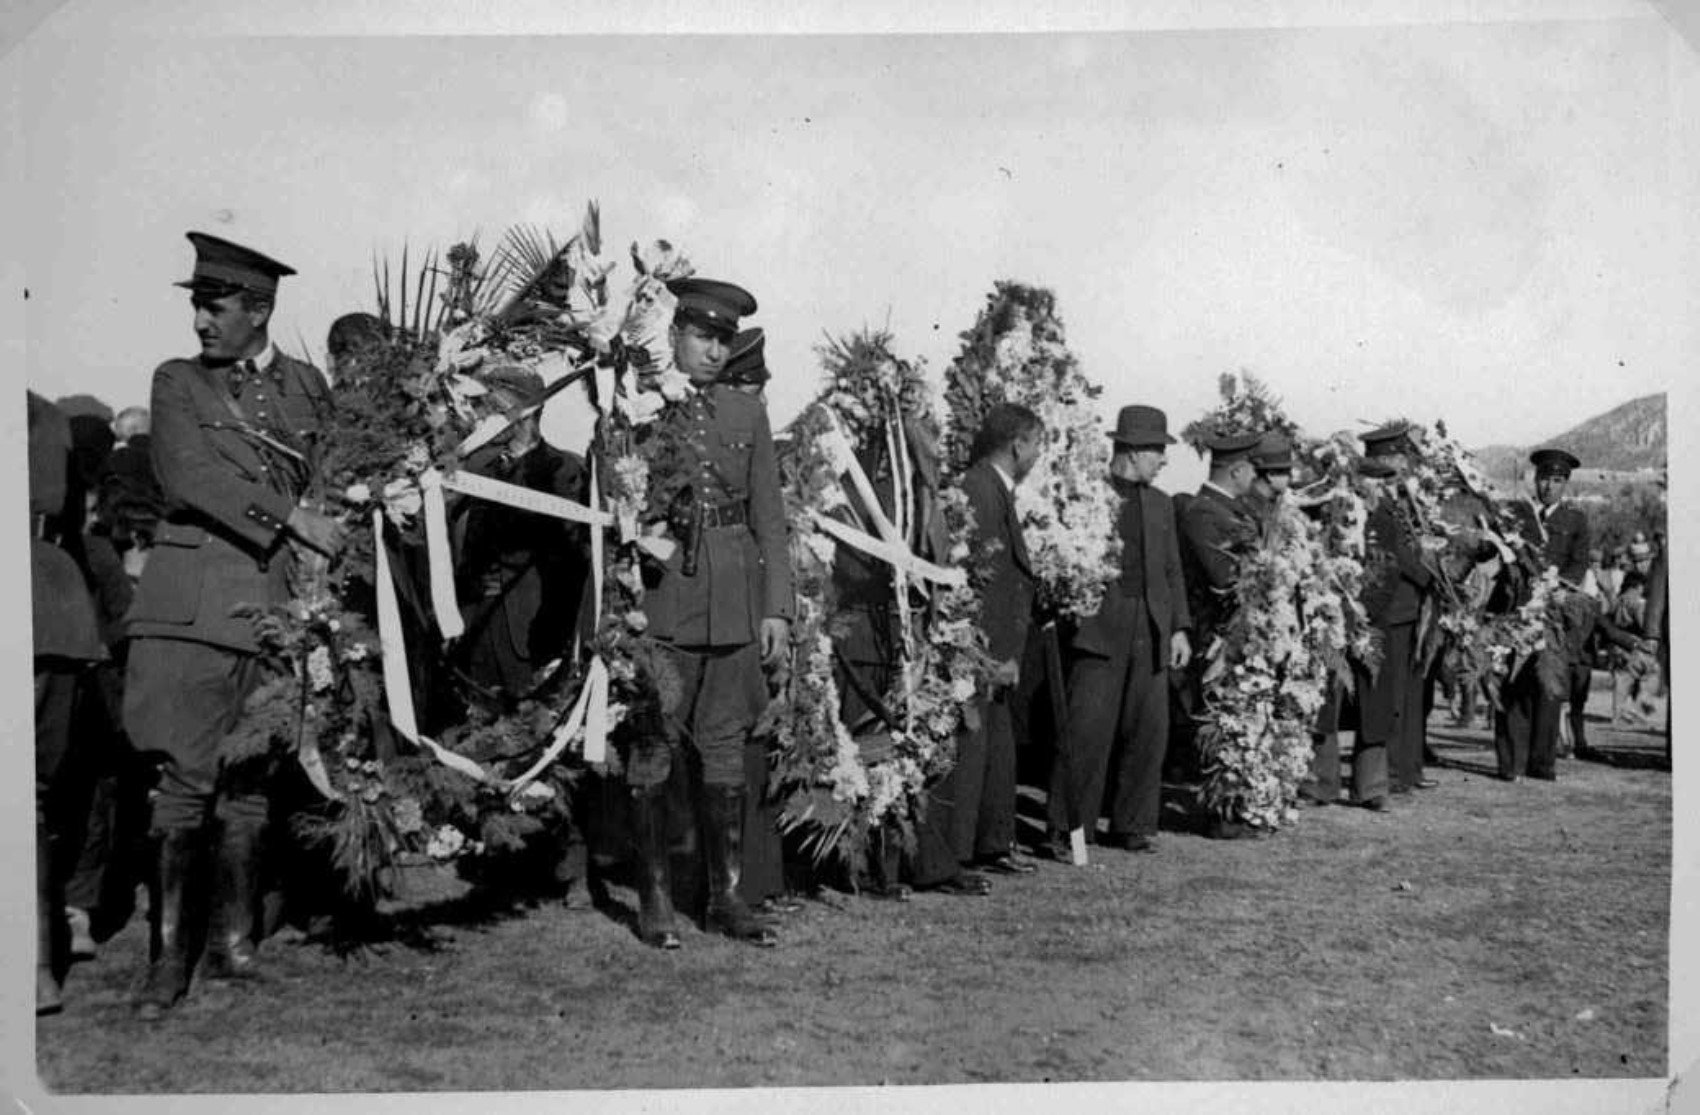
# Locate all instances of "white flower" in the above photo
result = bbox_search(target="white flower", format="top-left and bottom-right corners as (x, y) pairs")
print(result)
(344, 483), (372, 504)
(306, 645), (335, 693)
(425, 824), (467, 861)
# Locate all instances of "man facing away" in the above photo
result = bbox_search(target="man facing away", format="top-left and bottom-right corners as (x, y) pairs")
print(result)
(123, 233), (345, 1018)
(1045, 405), (1192, 859)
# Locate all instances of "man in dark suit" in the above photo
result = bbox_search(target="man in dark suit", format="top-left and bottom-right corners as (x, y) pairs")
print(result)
(1045, 406), (1192, 858)
(1493, 447), (1591, 781)
(448, 365), (588, 700)
(123, 234), (345, 1018)
(622, 279), (793, 950)
(925, 403), (1043, 883)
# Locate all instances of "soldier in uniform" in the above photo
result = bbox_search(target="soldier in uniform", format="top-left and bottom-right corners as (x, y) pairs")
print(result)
(123, 233), (345, 1017)
(1245, 431), (1295, 530)
(1045, 406), (1192, 858)
(623, 279), (793, 949)
(1171, 430), (1261, 827)
(1492, 448), (1590, 781)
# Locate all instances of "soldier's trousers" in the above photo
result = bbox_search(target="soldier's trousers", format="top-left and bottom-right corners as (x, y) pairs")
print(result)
(627, 641), (767, 791)
(123, 638), (275, 834)
(1495, 666), (1561, 780)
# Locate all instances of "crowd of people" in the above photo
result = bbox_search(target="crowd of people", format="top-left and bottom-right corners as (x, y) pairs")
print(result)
(29, 231), (1670, 1024)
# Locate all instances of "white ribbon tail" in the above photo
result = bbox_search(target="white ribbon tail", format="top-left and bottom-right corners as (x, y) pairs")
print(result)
(297, 736), (343, 802)
(373, 507), (492, 784)
(818, 417), (905, 548)
(505, 656), (610, 795)
(420, 469), (465, 640)
(810, 511), (966, 587)
(440, 469), (616, 529)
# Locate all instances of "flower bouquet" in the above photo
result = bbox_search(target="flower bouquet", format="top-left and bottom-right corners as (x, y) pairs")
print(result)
(764, 328), (991, 873)
(943, 282), (1121, 622)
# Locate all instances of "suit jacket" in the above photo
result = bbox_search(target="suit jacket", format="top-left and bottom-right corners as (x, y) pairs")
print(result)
(1179, 483), (1258, 644)
(1361, 498), (1433, 629)
(959, 459), (1035, 664)
(450, 441), (588, 689)
(1071, 479), (1191, 665)
(1504, 499), (1591, 585)
(644, 384), (794, 646)
(125, 351), (331, 653)
(28, 392), (104, 662)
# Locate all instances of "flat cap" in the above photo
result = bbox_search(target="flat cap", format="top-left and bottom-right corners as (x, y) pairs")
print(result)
(667, 277), (756, 334)
(720, 327), (769, 386)
(1203, 429), (1263, 465)
(175, 232), (297, 297)
(1360, 421), (1413, 458)
(1529, 448), (1581, 478)
(1251, 431), (1295, 472)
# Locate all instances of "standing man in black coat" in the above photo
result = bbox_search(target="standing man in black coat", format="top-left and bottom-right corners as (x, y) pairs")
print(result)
(1045, 406), (1192, 858)
(920, 404), (1043, 886)
(1493, 447), (1591, 781)
(123, 234), (345, 1018)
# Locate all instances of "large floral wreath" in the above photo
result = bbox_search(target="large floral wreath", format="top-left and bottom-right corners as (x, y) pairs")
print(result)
(762, 329), (991, 872)
(943, 282), (1121, 622)
(224, 204), (700, 898)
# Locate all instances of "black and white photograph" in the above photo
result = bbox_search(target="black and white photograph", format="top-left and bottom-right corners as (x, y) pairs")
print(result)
(4, 1), (1693, 1110)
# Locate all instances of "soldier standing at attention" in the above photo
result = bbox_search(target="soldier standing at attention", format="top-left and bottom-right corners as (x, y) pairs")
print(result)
(124, 234), (345, 1018)
(623, 279), (793, 949)
(1493, 448), (1590, 781)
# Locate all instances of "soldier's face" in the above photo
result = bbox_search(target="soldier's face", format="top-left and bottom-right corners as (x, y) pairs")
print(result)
(192, 290), (270, 362)
(1536, 473), (1567, 506)
(1256, 470), (1292, 497)
(671, 322), (731, 386)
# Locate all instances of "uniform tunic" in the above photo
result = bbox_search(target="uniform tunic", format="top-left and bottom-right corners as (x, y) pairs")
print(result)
(1352, 498), (1433, 797)
(1493, 499), (1591, 780)
(122, 348), (331, 831)
(628, 384), (793, 791)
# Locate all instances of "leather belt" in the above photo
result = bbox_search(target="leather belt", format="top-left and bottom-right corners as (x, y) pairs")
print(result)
(698, 501), (748, 529)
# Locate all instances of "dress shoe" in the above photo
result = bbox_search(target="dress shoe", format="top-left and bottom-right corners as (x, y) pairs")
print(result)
(1042, 830), (1074, 862)
(1359, 796), (1390, 812)
(1102, 832), (1156, 853)
(1206, 818), (1258, 840)
(1413, 778), (1440, 790)
(979, 852), (1037, 875)
(923, 871), (992, 896)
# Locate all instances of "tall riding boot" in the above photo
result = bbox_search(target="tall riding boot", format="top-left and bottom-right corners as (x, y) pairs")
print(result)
(134, 829), (200, 1020)
(630, 790), (680, 950)
(203, 820), (262, 980)
(701, 787), (777, 947)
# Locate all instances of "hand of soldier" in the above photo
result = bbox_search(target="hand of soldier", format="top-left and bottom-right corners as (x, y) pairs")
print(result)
(287, 506), (348, 557)
(760, 617), (791, 666)
(1170, 630), (1193, 671)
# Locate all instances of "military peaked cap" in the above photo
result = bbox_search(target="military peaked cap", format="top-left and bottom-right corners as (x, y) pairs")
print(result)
(667, 278), (757, 334)
(1251, 431), (1296, 472)
(1360, 421), (1413, 458)
(175, 232), (296, 297)
(1204, 429), (1262, 465)
(1529, 448), (1581, 478)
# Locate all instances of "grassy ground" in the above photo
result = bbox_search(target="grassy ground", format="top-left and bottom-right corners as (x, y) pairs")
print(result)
(35, 681), (1670, 1091)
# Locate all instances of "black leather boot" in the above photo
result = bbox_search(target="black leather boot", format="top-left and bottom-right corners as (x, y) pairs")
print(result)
(36, 826), (63, 1016)
(630, 790), (680, 950)
(134, 829), (199, 1020)
(701, 787), (777, 947)
(202, 820), (261, 980)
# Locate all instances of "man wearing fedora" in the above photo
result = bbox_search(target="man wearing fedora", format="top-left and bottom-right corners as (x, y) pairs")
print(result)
(620, 278), (793, 950)
(1044, 406), (1192, 858)
(1492, 447), (1590, 781)
(124, 233), (344, 1018)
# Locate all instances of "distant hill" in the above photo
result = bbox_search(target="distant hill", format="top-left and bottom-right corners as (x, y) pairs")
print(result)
(1472, 392), (1665, 482)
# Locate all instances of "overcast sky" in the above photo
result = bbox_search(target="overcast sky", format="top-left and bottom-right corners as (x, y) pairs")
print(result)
(8, 2), (1695, 497)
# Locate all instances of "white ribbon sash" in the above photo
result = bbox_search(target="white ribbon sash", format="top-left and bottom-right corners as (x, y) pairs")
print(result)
(372, 508), (494, 784)
(505, 656), (611, 797)
(441, 469), (616, 529)
(811, 511), (966, 587)
(419, 470), (465, 640)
